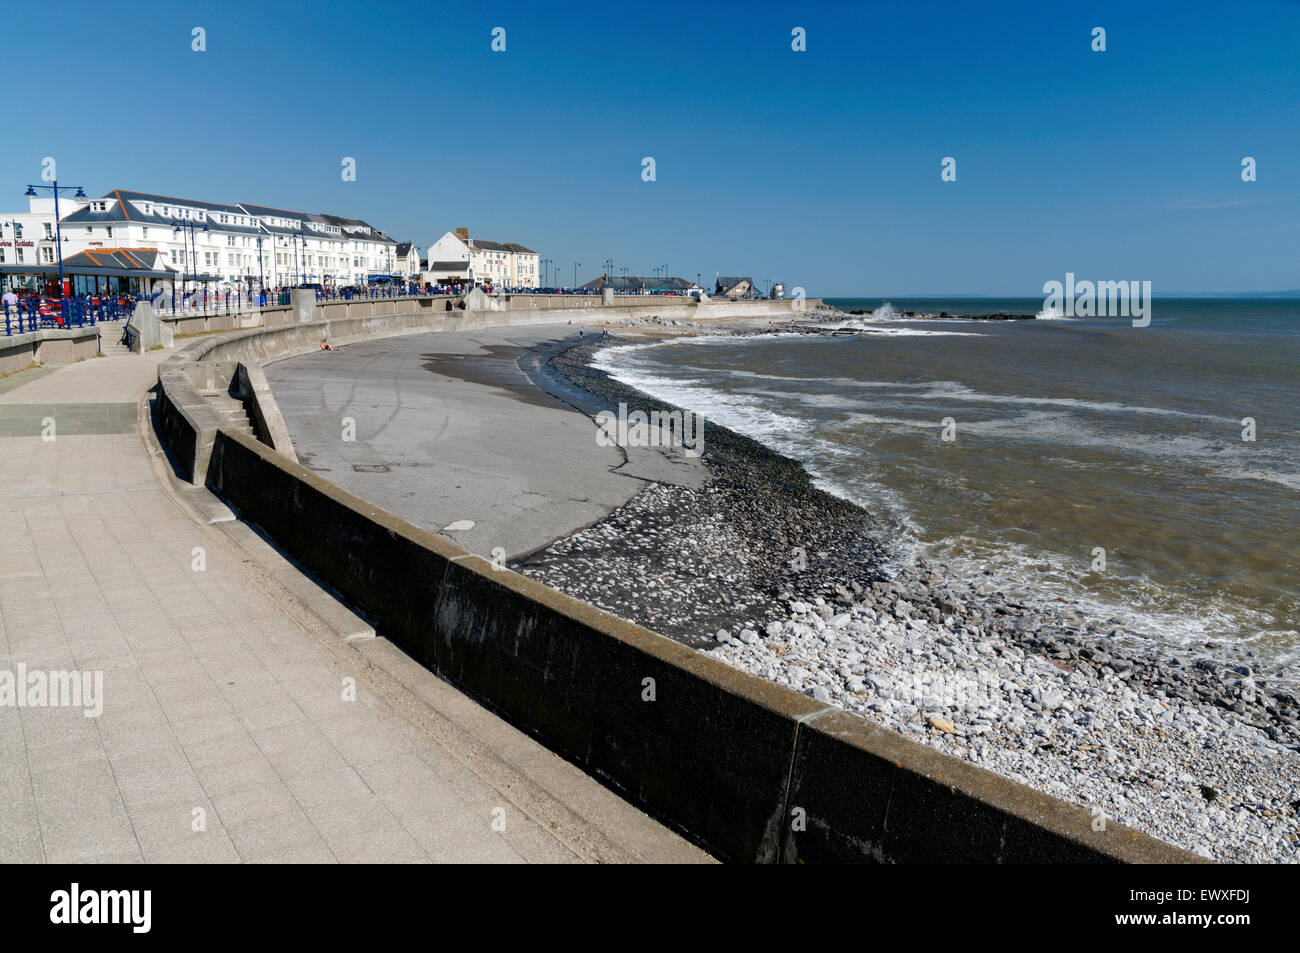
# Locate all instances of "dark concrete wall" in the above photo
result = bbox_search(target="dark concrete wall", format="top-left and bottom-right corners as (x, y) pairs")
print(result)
(199, 427), (1201, 865)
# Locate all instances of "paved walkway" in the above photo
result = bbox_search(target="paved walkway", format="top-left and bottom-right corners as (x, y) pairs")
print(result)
(0, 350), (709, 863)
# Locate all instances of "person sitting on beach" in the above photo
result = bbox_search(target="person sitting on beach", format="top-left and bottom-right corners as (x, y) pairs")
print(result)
(320, 337), (337, 351)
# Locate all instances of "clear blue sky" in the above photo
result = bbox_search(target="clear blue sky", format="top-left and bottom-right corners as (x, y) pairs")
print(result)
(7, 0), (1298, 295)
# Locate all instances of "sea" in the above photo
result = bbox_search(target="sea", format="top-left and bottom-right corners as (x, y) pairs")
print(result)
(593, 296), (1300, 678)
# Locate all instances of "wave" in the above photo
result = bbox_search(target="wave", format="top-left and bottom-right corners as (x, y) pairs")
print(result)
(732, 372), (1228, 423)
(1035, 306), (1072, 320)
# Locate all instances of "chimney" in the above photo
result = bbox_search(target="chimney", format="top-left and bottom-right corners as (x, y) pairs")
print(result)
(456, 227), (469, 240)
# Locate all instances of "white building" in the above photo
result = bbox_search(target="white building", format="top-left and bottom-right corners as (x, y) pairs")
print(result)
(424, 228), (539, 289)
(394, 242), (422, 280)
(8, 189), (399, 292)
(1, 195), (89, 271)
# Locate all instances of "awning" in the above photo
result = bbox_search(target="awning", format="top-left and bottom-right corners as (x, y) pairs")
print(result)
(0, 263), (177, 279)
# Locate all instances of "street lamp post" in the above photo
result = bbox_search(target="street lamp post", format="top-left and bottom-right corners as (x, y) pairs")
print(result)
(573, 262), (579, 289)
(25, 181), (85, 308)
(172, 220), (208, 303)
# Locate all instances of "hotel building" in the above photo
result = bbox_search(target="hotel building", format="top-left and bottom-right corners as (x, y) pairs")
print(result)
(424, 228), (539, 289)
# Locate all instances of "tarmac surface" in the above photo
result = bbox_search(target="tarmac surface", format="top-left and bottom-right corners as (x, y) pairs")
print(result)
(263, 325), (707, 559)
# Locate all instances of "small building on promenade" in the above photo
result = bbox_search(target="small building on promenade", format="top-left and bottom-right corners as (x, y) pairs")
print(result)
(715, 276), (755, 298)
(1, 247), (180, 298)
(579, 274), (697, 293)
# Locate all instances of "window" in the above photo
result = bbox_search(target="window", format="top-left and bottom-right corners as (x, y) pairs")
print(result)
(13, 224), (22, 238)
(227, 236), (235, 247)
(42, 223), (52, 239)
(41, 247), (54, 264)
(0, 248), (5, 263)
(105, 226), (112, 238)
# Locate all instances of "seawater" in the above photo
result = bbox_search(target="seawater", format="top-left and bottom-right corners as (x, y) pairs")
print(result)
(593, 297), (1300, 675)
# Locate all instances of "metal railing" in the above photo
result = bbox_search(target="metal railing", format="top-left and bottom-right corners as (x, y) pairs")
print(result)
(2, 297), (136, 335)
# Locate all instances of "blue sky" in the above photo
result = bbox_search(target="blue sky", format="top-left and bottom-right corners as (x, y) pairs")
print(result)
(6, 0), (1298, 295)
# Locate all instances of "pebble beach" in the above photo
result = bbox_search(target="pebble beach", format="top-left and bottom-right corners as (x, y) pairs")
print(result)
(515, 312), (1300, 863)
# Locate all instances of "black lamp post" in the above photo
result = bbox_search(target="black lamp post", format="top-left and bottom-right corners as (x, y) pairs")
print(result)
(172, 220), (208, 298)
(25, 181), (85, 304)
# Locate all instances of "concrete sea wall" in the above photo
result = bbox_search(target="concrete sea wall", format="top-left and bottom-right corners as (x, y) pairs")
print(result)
(1, 325), (100, 376)
(152, 296), (1202, 864)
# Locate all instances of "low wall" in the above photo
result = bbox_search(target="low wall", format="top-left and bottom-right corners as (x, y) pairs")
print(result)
(1, 325), (100, 376)
(201, 427), (1197, 864)
(163, 305), (293, 337)
(162, 292), (822, 339)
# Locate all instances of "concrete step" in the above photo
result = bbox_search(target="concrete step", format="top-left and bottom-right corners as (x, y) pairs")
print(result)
(96, 322), (132, 355)
(200, 391), (255, 435)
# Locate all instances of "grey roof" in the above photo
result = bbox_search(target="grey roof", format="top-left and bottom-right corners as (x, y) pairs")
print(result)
(579, 274), (693, 291)
(466, 238), (535, 254)
(59, 190), (263, 236)
(114, 189), (246, 216)
(318, 213), (395, 243)
(428, 260), (470, 271)
(55, 190), (398, 248)
(395, 242), (415, 257)
(239, 202), (308, 219)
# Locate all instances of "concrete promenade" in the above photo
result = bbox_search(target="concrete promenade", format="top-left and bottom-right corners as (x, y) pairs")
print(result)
(0, 349), (709, 863)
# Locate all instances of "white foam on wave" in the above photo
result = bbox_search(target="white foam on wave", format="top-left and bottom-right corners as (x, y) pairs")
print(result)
(1216, 467), (1300, 491)
(593, 345), (923, 558)
(859, 326), (983, 337)
(1035, 306), (1073, 320)
(928, 534), (1300, 683)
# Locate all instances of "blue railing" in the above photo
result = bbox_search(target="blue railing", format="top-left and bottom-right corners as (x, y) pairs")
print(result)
(2, 297), (133, 335)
